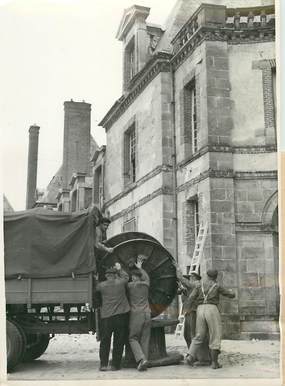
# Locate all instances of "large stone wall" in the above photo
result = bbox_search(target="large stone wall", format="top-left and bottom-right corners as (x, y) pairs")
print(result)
(228, 42), (275, 146)
(104, 74), (163, 201)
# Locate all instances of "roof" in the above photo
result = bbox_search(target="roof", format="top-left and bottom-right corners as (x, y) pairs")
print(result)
(155, 0), (274, 54)
(116, 5), (150, 41)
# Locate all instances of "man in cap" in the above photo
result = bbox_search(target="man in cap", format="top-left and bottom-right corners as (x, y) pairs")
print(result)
(176, 267), (211, 364)
(186, 269), (235, 369)
(127, 255), (151, 371)
(96, 262), (130, 371)
(176, 267), (201, 348)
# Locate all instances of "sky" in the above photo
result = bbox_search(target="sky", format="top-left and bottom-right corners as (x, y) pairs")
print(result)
(0, 0), (176, 210)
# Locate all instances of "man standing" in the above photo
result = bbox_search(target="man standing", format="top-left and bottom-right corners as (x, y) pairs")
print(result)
(96, 262), (130, 371)
(176, 267), (200, 348)
(128, 256), (151, 371)
(176, 267), (211, 364)
(186, 269), (235, 369)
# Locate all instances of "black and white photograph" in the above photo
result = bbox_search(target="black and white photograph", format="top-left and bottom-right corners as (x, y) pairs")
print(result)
(0, 0), (282, 384)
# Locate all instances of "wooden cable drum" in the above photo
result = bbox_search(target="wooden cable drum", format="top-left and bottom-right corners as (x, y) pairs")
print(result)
(104, 232), (160, 247)
(99, 238), (177, 317)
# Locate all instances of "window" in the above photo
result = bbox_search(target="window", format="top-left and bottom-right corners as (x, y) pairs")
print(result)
(124, 123), (136, 185)
(272, 67), (276, 127)
(193, 199), (199, 238)
(184, 79), (198, 154)
(185, 197), (199, 274)
(124, 37), (135, 86)
(122, 217), (136, 232)
(93, 166), (103, 208)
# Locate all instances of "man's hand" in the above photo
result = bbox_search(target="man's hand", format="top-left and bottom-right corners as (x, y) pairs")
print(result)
(114, 262), (121, 270)
(135, 260), (142, 269)
(107, 247), (114, 254)
(176, 266), (183, 279)
(135, 254), (146, 269)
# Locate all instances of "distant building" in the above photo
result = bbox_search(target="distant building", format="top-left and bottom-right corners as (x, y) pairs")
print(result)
(36, 101), (99, 212)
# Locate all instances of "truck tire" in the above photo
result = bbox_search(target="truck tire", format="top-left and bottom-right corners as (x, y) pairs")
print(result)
(11, 320), (27, 362)
(6, 319), (25, 372)
(23, 334), (50, 362)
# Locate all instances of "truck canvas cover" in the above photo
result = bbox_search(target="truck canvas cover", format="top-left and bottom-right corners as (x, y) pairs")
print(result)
(4, 207), (101, 279)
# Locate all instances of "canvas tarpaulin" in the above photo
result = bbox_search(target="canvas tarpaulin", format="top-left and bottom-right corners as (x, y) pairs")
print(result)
(4, 207), (102, 279)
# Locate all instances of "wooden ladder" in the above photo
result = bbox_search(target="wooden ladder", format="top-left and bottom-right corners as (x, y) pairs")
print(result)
(189, 221), (208, 275)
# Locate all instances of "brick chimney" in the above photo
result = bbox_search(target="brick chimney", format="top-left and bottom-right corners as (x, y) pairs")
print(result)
(26, 125), (40, 209)
(62, 101), (91, 188)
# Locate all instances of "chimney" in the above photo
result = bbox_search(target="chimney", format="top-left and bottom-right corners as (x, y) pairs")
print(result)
(62, 101), (91, 188)
(26, 125), (40, 209)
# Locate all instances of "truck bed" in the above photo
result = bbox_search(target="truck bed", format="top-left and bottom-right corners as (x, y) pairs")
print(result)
(5, 273), (93, 306)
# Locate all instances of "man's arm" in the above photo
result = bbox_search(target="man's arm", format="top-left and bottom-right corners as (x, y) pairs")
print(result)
(219, 286), (235, 298)
(115, 263), (129, 283)
(187, 284), (199, 304)
(176, 266), (195, 290)
(139, 268), (150, 286)
(95, 227), (114, 253)
(135, 258), (150, 286)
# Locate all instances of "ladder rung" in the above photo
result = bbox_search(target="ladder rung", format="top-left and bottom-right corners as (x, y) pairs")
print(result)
(189, 221), (208, 274)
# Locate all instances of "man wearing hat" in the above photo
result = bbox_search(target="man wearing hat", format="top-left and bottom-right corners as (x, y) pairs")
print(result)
(176, 268), (201, 348)
(127, 256), (151, 371)
(186, 269), (235, 369)
(176, 267), (211, 364)
(96, 262), (130, 371)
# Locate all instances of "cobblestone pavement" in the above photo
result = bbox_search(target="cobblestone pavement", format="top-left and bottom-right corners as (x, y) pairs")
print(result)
(7, 334), (280, 380)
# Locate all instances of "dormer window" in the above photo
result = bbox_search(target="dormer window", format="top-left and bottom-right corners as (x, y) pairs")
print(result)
(125, 37), (136, 86)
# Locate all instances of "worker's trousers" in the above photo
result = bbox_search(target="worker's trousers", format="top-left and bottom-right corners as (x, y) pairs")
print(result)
(129, 310), (151, 363)
(188, 304), (222, 358)
(99, 312), (129, 368)
(184, 312), (196, 348)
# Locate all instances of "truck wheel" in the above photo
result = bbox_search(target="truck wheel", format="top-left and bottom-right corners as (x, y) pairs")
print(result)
(6, 319), (25, 372)
(23, 334), (50, 362)
(12, 320), (27, 362)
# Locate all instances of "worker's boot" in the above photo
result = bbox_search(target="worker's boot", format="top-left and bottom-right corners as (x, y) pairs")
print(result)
(210, 349), (222, 369)
(186, 353), (195, 366)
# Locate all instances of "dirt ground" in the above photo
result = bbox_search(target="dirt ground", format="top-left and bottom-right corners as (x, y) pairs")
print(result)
(7, 333), (280, 381)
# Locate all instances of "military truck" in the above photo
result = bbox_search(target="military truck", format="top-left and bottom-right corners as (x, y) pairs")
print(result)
(4, 207), (178, 371)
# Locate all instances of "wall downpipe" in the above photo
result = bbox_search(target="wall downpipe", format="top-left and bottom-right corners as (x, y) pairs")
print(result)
(170, 62), (179, 319)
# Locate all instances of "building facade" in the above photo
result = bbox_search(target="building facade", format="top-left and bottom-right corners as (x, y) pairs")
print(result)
(37, 0), (278, 338)
(99, 0), (278, 338)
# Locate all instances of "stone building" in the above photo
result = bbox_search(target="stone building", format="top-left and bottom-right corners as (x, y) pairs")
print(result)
(34, 0), (278, 338)
(36, 100), (99, 212)
(98, 0), (278, 338)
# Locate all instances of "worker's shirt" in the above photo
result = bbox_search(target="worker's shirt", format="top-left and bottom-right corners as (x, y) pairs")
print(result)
(127, 268), (150, 313)
(189, 278), (235, 306)
(95, 226), (109, 253)
(96, 269), (130, 318)
(179, 277), (199, 314)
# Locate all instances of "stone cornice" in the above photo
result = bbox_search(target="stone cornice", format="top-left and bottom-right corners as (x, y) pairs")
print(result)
(177, 144), (277, 170)
(235, 170), (277, 179)
(236, 222), (275, 233)
(110, 186), (173, 222)
(171, 25), (275, 70)
(99, 52), (172, 131)
(233, 145), (277, 154)
(104, 163), (172, 208)
(177, 169), (277, 193)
